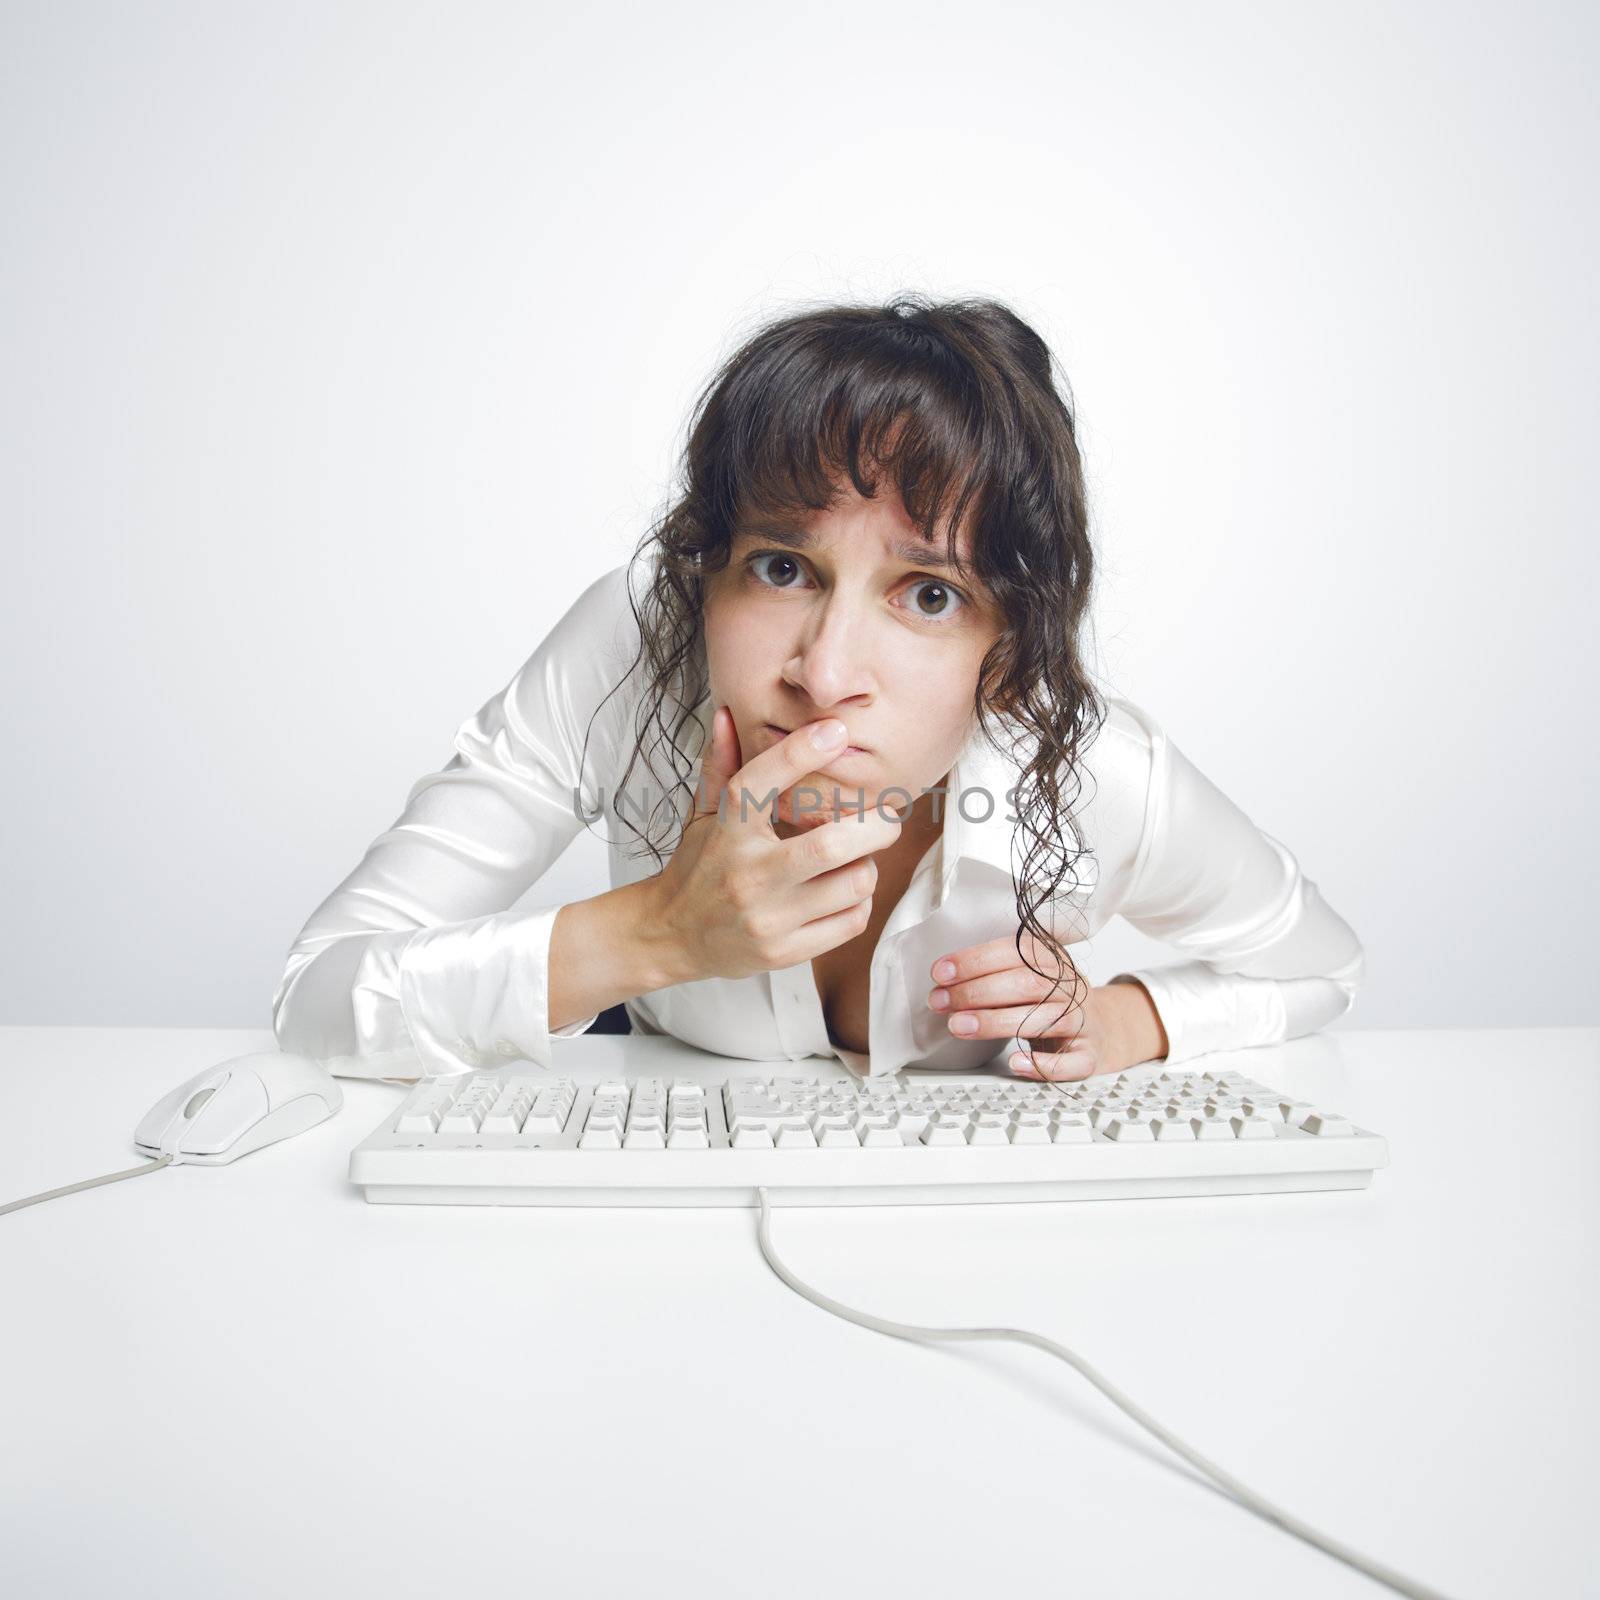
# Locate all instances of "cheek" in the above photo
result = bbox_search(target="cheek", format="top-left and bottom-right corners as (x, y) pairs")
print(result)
(703, 586), (771, 649)
(892, 657), (980, 737)
(702, 605), (779, 745)
(701, 606), (754, 687)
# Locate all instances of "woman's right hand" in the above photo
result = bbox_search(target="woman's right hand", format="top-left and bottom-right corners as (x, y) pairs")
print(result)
(647, 705), (907, 984)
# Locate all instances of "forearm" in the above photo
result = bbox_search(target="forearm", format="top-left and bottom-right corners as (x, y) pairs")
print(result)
(548, 877), (691, 1033)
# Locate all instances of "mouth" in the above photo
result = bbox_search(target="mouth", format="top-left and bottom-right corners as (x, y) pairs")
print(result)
(765, 722), (870, 757)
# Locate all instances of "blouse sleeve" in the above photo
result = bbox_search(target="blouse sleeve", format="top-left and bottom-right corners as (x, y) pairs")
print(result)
(271, 563), (639, 1080)
(1103, 703), (1366, 1067)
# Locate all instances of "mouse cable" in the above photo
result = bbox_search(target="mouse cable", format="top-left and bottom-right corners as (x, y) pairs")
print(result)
(0, 1153), (176, 1217)
(753, 1187), (1453, 1600)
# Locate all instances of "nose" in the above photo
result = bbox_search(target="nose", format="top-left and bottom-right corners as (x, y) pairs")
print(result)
(781, 588), (874, 711)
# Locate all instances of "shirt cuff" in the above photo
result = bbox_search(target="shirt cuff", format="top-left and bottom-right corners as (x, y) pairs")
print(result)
(1107, 961), (1289, 1067)
(396, 904), (601, 1075)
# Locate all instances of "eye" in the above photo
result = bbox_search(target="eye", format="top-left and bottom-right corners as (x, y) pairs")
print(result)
(901, 577), (965, 621)
(747, 552), (809, 590)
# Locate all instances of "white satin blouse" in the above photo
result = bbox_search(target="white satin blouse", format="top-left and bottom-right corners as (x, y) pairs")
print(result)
(271, 561), (1365, 1082)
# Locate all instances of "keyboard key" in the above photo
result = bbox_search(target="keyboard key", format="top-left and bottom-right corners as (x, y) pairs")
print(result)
(860, 1125), (904, 1148)
(1050, 1118), (1093, 1144)
(1101, 1117), (1155, 1142)
(969, 1121), (1012, 1146)
(1229, 1114), (1277, 1140)
(1300, 1111), (1355, 1137)
(1242, 1097), (1287, 1121)
(483, 1086), (533, 1133)
(482, 1107), (529, 1133)
(817, 1125), (861, 1148)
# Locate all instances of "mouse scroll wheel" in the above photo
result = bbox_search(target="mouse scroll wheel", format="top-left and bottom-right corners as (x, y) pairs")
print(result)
(183, 1086), (218, 1119)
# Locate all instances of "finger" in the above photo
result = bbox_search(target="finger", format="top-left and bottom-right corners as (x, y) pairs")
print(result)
(1008, 1042), (1097, 1082)
(726, 719), (858, 832)
(691, 706), (742, 821)
(934, 961), (1079, 1014)
(784, 890), (878, 967)
(930, 927), (1077, 986)
(773, 771), (887, 829)
(929, 933), (1020, 984)
(775, 803), (905, 891)
(942, 998), (1085, 1041)
(785, 852), (880, 927)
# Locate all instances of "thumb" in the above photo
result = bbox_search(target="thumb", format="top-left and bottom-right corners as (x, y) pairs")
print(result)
(691, 705), (741, 821)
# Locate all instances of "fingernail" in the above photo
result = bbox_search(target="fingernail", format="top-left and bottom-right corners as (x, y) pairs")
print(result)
(933, 960), (956, 983)
(812, 720), (847, 749)
(950, 1013), (977, 1035)
(1010, 1053), (1038, 1076)
(928, 988), (949, 1011)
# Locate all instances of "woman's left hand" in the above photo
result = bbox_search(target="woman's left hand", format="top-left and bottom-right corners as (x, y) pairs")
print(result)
(927, 929), (1157, 1081)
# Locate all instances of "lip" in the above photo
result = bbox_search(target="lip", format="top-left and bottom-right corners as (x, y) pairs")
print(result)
(765, 722), (870, 756)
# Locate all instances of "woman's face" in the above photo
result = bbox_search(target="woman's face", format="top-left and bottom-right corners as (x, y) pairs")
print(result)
(701, 481), (1005, 839)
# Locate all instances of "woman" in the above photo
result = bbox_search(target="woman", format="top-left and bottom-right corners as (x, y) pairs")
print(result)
(272, 295), (1363, 1084)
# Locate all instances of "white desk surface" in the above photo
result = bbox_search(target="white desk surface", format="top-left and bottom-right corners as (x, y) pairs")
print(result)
(1, 1024), (1595, 1600)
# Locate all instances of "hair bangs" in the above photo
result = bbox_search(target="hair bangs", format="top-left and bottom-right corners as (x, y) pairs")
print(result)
(706, 316), (995, 582)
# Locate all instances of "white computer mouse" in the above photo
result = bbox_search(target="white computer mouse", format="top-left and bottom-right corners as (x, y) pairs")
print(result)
(133, 1050), (344, 1165)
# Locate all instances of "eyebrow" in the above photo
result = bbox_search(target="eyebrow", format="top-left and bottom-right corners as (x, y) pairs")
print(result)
(738, 521), (971, 577)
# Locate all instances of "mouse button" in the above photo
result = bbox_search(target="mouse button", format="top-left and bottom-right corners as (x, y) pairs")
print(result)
(135, 1068), (227, 1153)
(254, 1053), (340, 1113)
(179, 1073), (271, 1154)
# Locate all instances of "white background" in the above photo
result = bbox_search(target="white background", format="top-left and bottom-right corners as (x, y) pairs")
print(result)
(3, 0), (1594, 1030)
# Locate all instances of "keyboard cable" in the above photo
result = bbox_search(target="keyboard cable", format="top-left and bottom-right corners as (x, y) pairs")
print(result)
(0, 1161), (1452, 1599)
(753, 1186), (1453, 1600)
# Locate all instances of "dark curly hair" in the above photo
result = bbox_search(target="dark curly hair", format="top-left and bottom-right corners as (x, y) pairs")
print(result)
(581, 293), (1106, 1039)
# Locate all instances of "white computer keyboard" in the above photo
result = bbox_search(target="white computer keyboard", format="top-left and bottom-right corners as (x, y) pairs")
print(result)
(348, 1060), (1387, 1207)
